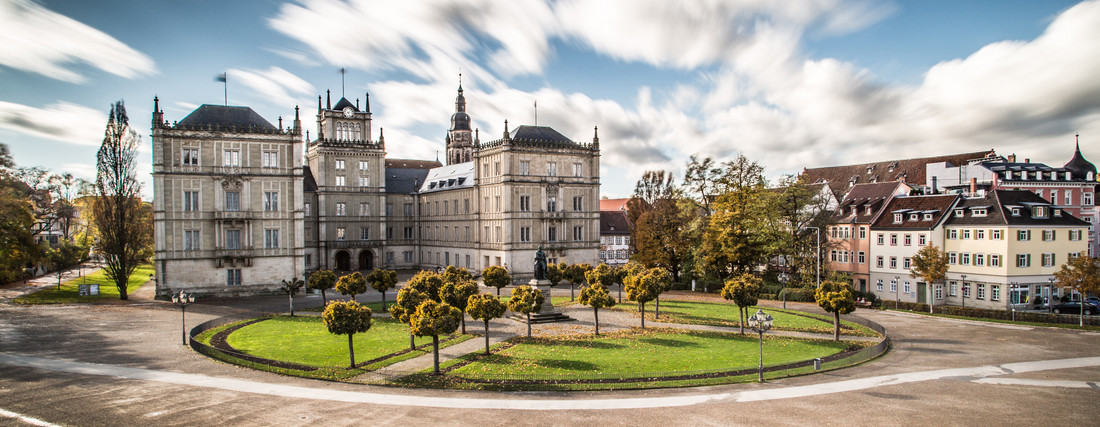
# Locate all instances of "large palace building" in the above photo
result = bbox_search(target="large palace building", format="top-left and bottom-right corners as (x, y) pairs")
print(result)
(152, 82), (600, 297)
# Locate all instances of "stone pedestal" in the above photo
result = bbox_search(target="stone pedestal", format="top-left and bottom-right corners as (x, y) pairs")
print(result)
(531, 279), (556, 314)
(510, 279), (574, 324)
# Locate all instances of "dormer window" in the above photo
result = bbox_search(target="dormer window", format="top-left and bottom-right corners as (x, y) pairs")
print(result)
(1065, 172), (1072, 180)
(909, 213), (918, 221)
(1033, 206), (1047, 218)
(893, 213), (903, 223)
(851, 206), (857, 216)
(955, 209), (965, 217)
(1054, 209), (1062, 217)
(888, 162), (897, 172)
(1011, 207), (1020, 216)
(923, 213), (933, 221)
(972, 208), (987, 217)
(866, 206), (872, 215)
(866, 165), (875, 174)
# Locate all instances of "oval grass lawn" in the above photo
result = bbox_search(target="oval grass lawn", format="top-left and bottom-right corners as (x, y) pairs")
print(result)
(610, 299), (876, 336)
(449, 328), (854, 380)
(226, 316), (443, 368)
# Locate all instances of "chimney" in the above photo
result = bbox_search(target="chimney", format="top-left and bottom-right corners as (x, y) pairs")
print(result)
(932, 176), (938, 194)
(1024, 158), (1030, 163)
(969, 177), (977, 195)
(1008, 154), (1017, 163)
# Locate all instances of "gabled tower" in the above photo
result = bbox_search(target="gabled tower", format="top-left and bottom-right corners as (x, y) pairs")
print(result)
(446, 76), (474, 165)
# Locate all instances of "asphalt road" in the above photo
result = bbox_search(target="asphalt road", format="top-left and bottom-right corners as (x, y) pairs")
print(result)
(1, 292), (1097, 426)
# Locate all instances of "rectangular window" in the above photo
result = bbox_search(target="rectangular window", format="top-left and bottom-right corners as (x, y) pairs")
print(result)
(336, 202), (346, 216)
(1042, 253), (1055, 267)
(358, 160), (369, 172)
(404, 227), (413, 239)
(990, 254), (1001, 267)
(386, 203), (394, 216)
(262, 151), (277, 168)
(520, 227), (531, 242)
(975, 229), (985, 240)
(182, 148), (199, 166)
(386, 227), (394, 240)
(948, 252), (957, 264)
(1064, 192), (1072, 205)
(226, 269), (242, 286)
(225, 229), (241, 250)
(977, 284), (985, 300)
(876, 279), (883, 291)
(859, 227), (867, 239)
(1017, 230), (1030, 241)
(386, 252), (395, 264)
(950, 282), (957, 296)
(890, 234), (898, 245)
(858, 251), (865, 264)
(1085, 192), (1094, 206)
(263, 192), (278, 212)
(223, 150), (240, 167)
(183, 191), (199, 212)
(264, 229), (279, 248)
(1069, 229), (1083, 241)
(1016, 253), (1030, 268)
(335, 175), (345, 187)
(960, 253), (970, 265)
(547, 197), (556, 212)
(963, 283), (971, 298)
(876, 234), (884, 245)
(519, 195), (531, 212)
(573, 162), (582, 177)
(573, 196), (584, 211)
(358, 176), (369, 187)
(548, 226), (557, 242)
(547, 162), (557, 176)
(961, 229), (971, 239)
(918, 234), (927, 246)
(358, 202), (368, 216)
(335, 159), (345, 170)
(903, 258), (911, 269)
(183, 230), (199, 250)
(876, 256), (883, 268)
(403, 203), (413, 216)
(991, 285), (1000, 302)
(519, 160), (530, 176)
(889, 256), (897, 269)
(992, 229), (1002, 240)
(948, 229), (958, 239)
(904, 281), (911, 294)
(975, 253), (986, 266)
(573, 226), (584, 241)
(224, 191), (240, 211)
(464, 199), (470, 213)
(904, 234), (912, 246)
(404, 251), (414, 263)
(890, 279), (897, 292)
(361, 227), (370, 240)
(1043, 230), (1055, 241)
(336, 227), (346, 240)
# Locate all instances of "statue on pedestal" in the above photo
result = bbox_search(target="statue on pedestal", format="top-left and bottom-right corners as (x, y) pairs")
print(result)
(533, 246), (547, 281)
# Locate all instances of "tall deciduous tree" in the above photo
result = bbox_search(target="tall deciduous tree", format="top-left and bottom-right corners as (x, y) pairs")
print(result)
(1054, 253), (1100, 327)
(92, 101), (151, 300)
(409, 300), (461, 375)
(815, 280), (856, 340)
(910, 244), (949, 310)
(0, 144), (36, 284)
(308, 269), (337, 306)
(322, 300), (372, 368)
(482, 265), (510, 296)
(366, 269), (398, 310)
(721, 273), (762, 334)
(629, 170), (696, 282)
(508, 285), (544, 337)
(335, 271), (367, 301)
(579, 282), (615, 335)
(766, 176), (836, 287)
(699, 155), (772, 281)
(466, 293), (507, 355)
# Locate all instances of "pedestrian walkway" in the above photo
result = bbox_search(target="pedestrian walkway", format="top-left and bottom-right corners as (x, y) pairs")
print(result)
(0, 261), (103, 302)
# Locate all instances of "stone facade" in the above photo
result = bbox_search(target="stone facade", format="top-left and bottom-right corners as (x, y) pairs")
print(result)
(151, 98), (305, 298)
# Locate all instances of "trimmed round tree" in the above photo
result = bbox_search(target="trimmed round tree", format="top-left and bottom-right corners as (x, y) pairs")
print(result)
(441, 279), (479, 334)
(482, 265), (511, 296)
(407, 270), (444, 302)
(335, 271), (367, 301)
(566, 263), (594, 301)
(409, 300), (461, 375)
(466, 293), (507, 355)
(321, 300), (373, 368)
(548, 262), (565, 287)
(815, 280), (856, 340)
(442, 266), (473, 287)
(508, 285), (544, 337)
(366, 269), (398, 310)
(307, 269), (337, 306)
(390, 287), (427, 350)
(721, 273), (761, 334)
(624, 267), (662, 329)
(578, 282), (615, 335)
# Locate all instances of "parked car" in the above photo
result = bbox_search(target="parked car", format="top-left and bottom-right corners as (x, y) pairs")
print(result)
(1052, 300), (1100, 315)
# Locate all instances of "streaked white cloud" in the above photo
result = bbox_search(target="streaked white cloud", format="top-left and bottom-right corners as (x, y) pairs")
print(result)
(228, 66), (316, 110)
(0, 0), (156, 83)
(0, 100), (106, 146)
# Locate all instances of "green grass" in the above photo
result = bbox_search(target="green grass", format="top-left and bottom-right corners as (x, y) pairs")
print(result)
(226, 315), (470, 368)
(607, 299), (877, 336)
(396, 328), (866, 390)
(14, 264), (154, 304)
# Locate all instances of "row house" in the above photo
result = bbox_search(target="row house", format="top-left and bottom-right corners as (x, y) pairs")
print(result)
(867, 194), (958, 304)
(829, 182), (910, 292)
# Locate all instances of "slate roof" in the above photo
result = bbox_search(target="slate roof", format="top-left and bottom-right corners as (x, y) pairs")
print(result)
(600, 211), (630, 235)
(802, 150), (993, 200)
(509, 125), (574, 145)
(870, 194), (958, 230)
(1063, 142), (1096, 178)
(176, 105), (276, 130)
(418, 162), (474, 194)
(303, 165), (318, 192)
(834, 182), (910, 224)
(385, 159), (441, 169)
(385, 168), (431, 194)
(332, 97), (356, 111)
(945, 190), (1091, 227)
(600, 198), (630, 212)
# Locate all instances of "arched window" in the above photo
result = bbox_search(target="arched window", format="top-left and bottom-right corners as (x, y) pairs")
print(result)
(354, 123), (361, 141)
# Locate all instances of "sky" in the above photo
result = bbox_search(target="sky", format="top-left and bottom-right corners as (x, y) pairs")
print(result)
(1, 0), (1098, 200)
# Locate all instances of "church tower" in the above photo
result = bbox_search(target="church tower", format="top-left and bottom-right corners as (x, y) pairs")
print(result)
(446, 76), (474, 165)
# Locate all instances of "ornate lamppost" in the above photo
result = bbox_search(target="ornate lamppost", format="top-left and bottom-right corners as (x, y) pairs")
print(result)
(747, 309), (774, 383)
(172, 290), (195, 345)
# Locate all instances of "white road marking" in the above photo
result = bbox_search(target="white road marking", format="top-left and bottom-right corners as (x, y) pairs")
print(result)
(972, 378), (1096, 388)
(881, 311), (1032, 330)
(2, 353), (1099, 410)
(0, 407), (61, 427)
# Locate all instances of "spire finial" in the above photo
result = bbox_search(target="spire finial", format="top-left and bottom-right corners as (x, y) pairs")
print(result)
(326, 90), (331, 110)
(365, 92), (371, 113)
(458, 71), (463, 91)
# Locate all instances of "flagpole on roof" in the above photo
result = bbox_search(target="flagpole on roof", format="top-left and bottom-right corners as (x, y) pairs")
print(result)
(216, 72), (227, 105)
(340, 68), (346, 97)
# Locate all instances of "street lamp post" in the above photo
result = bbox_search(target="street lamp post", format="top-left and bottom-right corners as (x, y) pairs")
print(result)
(1009, 281), (1018, 322)
(172, 290), (195, 346)
(747, 309), (774, 383)
(1048, 278), (1055, 314)
(800, 227), (821, 289)
(960, 274), (967, 309)
(894, 275), (900, 309)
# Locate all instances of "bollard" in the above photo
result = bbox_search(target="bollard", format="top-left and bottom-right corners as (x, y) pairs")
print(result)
(813, 358), (822, 370)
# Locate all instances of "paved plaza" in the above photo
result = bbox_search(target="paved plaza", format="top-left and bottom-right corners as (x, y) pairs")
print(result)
(0, 284), (1097, 426)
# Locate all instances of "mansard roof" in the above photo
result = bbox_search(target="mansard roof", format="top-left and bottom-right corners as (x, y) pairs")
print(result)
(385, 167), (431, 194)
(385, 159), (441, 169)
(418, 162), (475, 193)
(177, 104), (276, 131)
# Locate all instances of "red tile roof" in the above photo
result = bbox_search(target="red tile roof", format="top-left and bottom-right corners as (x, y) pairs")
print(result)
(600, 198), (630, 212)
(870, 194), (959, 230)
(802, 150), (994, 200)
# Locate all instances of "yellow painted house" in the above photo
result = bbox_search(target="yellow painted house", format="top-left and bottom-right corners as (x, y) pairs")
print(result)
(942, 190), (1089, 310)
